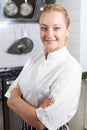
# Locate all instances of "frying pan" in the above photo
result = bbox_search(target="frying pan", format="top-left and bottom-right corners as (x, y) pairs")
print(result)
(4, 0), (18, 16)
(20, 0), (33, 16)
(7, 37), (34, 54)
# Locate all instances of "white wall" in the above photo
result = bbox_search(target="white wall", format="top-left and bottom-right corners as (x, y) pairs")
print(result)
(0, 23), (43, 68)
(56, 0), (81, 62)
(0, 0), (87, 71)
(56, 0), (87, 72)
(80, 0), (87, 71)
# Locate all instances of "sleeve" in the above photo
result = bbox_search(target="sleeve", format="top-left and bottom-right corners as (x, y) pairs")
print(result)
(5, 53), (42, 98)
(5, 76), (20, 98)
(36, 63), (82, 130)
(5, 55), (33, 98)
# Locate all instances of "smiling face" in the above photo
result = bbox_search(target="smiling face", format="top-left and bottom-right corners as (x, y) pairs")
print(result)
(39, 11), (71, 53)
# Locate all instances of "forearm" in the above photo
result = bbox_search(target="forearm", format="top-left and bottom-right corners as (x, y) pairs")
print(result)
(7, 97), (45, 130)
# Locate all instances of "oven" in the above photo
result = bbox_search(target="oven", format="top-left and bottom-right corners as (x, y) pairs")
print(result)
(0, 66), (23, 130)
(0, 79), (4, 130)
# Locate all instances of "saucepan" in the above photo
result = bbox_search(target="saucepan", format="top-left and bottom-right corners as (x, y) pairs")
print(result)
(20, 0), (33, 16)
(4, 0), (18, 16)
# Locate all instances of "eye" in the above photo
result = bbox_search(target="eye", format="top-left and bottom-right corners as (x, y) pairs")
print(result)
(40, 26), (47, 31)
(54, 27), (60, 31)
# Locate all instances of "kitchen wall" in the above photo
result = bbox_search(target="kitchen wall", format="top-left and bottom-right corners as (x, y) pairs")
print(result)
(0, 23), (43, 68)
(80, 0), (87, 71)
(56, 0), (81, 62)
(0, 0), (87, 71)
(56, 0), (87, 72)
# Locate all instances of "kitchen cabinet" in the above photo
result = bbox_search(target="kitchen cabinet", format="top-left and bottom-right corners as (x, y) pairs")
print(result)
(68, 80), (87, 130)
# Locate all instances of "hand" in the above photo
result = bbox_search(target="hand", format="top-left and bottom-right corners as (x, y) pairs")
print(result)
(40, 97), (54, 109)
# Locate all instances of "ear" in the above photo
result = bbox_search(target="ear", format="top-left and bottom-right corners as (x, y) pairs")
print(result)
(66, 25), (71, 36)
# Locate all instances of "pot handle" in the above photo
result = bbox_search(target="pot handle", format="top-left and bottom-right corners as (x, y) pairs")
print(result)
(40, 0), (46, 11)
(25, 0), (28, 3)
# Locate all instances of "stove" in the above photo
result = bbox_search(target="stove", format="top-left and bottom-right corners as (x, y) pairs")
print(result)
(0, 66), (23, 76)
(0, 66), (23, 130)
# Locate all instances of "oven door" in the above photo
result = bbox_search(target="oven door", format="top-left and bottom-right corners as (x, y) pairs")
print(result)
(0, 102), (4, 130)
(0, 80), (4, 130)
(2, 78), (22, 130)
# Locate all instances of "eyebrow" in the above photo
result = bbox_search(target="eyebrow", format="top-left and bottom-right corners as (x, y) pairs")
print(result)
(40, 24), (47, 26)
(40, 24), (60, 26)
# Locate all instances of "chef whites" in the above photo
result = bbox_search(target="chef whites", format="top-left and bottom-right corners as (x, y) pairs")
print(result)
(5, 47), (82, 130)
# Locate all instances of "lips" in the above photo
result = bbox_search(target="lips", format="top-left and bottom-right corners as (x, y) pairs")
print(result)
(45, 40), (56, 44)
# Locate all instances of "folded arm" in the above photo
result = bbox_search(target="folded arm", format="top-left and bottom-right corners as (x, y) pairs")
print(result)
(7, 87), (53, 130)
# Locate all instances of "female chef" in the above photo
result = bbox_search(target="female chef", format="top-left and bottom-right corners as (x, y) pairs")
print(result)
(5, 4), (82, 130)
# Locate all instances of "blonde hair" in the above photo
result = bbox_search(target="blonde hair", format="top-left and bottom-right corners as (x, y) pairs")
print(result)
(39, 4), (70, 28)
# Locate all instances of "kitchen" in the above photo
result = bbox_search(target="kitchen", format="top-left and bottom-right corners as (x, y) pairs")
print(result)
(0, 0), (87, 130)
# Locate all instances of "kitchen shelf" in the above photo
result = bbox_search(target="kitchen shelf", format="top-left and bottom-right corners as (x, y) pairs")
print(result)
(0, 0), (56, 23)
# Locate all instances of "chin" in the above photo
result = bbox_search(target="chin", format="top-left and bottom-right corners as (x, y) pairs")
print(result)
(47, 48), (57, 53)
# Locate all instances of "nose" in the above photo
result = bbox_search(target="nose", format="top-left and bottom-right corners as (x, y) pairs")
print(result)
(46, 28), (54, 38)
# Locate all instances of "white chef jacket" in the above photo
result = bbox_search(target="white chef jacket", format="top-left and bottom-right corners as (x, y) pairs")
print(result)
(5, 46), (82, 130)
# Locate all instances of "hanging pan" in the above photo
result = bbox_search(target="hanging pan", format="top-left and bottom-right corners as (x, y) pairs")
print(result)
(4, 0), (18, 16)
(6, 37), (34, 55)
(20, 0), (33, 16)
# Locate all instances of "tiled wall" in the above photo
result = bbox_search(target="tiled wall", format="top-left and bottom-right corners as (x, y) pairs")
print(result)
(56, 0), (81, 62)
(0, 0), (87, 71)
(80, 0), (87, 71)
(0, 23), (43, 68)
(56, 0), (87, 72)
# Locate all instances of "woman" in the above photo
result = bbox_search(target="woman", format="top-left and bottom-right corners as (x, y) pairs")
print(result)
(5, 4), (82, 130)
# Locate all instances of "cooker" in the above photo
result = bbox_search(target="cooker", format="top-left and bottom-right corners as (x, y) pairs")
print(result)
(0, 66), (23, 130)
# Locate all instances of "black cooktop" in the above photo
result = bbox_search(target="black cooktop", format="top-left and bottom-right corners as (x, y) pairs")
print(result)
(0, 66), (23, 79)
